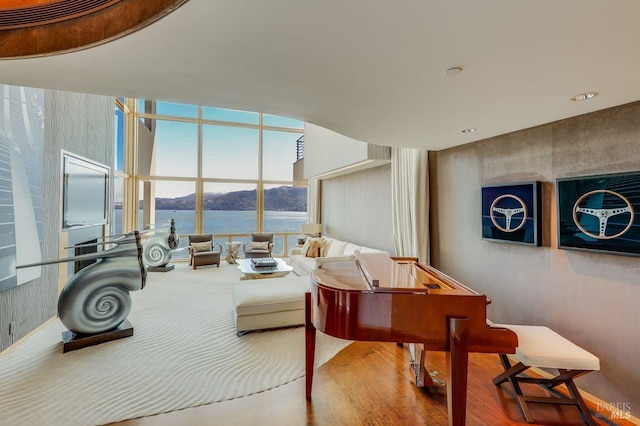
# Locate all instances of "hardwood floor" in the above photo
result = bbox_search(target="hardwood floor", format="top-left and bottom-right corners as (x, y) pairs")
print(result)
(115, 341), (632, 426)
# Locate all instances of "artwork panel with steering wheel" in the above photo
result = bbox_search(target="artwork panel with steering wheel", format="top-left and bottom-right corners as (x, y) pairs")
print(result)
(556, 171), (640, 257)
(481, 181), (541, 246)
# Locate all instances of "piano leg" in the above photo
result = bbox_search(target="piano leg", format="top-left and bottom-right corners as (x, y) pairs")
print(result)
(305, 292), (316, 400)
(447, 317), (470, 426)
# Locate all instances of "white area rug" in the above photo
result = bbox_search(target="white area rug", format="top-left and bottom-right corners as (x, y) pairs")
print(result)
(0, 263), (351, 426)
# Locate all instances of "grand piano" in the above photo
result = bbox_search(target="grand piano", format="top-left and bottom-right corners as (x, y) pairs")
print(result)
(305, 252), (518, 426)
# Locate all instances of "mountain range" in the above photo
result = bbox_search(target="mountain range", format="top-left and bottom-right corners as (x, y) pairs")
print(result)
(150, 185), (307, 211)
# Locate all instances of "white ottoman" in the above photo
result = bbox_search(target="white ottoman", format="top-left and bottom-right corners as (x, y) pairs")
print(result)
(492, 324), (600, 425)
(232, 276), (310, 335)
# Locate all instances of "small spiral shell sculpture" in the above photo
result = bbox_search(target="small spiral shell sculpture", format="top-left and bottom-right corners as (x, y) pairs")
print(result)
(57, 231), (146, 334)
(142, 241), (170, 267)
(142, 219), (178, 268)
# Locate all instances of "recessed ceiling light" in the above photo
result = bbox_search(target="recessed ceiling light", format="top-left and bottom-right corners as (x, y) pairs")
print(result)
(461, 128), (476, 133)
(444, 67), (462, 76)
(570, 92), (598, 101)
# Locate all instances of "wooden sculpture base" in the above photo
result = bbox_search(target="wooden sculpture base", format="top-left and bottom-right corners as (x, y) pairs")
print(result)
(148, 264), (174, 272)
(62, 320), (134, 353)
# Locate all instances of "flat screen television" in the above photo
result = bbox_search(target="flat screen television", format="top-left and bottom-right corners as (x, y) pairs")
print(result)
(62, 152), (110, 230)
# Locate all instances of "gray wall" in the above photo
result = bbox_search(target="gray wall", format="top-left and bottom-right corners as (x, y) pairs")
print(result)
(431, 101), (640, 414)
(321, 164), (395, 254)
(45, 90), (114, 277)
(0, 89), (113, 351)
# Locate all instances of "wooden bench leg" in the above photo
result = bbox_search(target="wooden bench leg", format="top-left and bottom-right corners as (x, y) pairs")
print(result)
(563, 371), (598, 426)
(494, 354), (534, 423)
(493, 354), (529, 385)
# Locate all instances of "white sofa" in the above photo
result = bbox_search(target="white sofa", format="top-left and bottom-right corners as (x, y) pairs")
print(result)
(288, 236), (387, 276)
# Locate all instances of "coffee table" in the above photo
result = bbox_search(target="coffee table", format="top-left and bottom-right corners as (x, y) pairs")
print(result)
(236, 258), (293, 280)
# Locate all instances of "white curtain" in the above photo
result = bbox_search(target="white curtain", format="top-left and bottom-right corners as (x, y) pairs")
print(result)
(307, 178), (321, 225)
(391, 147), (429, 263)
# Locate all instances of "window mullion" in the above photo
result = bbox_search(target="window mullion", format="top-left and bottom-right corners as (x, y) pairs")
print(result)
(257, 113), (264, 232)
(196, 105), (204, 234)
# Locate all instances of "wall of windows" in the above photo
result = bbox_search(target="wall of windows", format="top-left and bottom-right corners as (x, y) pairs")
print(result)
(128, 100), (307, 257)
(113, 99), (127, 236)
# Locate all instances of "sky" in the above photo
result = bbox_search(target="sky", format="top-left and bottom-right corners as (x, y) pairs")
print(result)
(138, 101), (303, 198)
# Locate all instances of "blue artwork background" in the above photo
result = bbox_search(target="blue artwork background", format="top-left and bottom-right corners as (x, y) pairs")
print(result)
(481, 182), (540, 245)
(557, 172), (640, 256)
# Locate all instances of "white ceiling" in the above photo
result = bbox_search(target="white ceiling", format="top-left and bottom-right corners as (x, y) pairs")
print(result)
(1, 0), (640, 150)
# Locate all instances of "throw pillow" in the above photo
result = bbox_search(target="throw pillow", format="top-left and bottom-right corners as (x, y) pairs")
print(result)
(325, 240), (347, 257)
(303, 238), (320, 257)
(305, 240), (318, 258)
(251, 241), (269, 250)
(305, 238), (326, 258)
(322, 238), (333, 257)
(300, 238), (310, 256)
(191, 241), (211, 252)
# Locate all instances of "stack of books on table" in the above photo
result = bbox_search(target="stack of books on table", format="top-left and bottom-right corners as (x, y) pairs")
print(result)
(251, 258), (277, 268)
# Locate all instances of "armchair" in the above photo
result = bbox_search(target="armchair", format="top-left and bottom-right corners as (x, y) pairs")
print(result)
(188, 234), (222, 269)
(242, 233), (274, 259)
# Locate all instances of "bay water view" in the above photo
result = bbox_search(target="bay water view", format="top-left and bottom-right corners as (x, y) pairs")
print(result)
(117, 209), (308, 259)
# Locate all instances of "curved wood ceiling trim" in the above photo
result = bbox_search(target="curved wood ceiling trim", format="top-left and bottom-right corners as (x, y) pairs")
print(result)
(0, 0), (189, 59)
(0, 0), (124, 30)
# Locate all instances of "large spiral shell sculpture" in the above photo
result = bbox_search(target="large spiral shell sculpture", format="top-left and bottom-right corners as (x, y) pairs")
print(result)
(17, 231), (146, 335)
(142, 219), (178, 268)
(58, 232), (145, 334)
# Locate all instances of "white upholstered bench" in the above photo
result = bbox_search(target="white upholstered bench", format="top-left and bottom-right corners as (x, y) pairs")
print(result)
(492, 324), (600, 425)
(232, 276), (310, 335)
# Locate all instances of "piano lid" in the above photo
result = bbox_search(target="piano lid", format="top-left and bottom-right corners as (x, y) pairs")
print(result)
(311, 251), (473, 294)
(312, 256), (371, 291)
